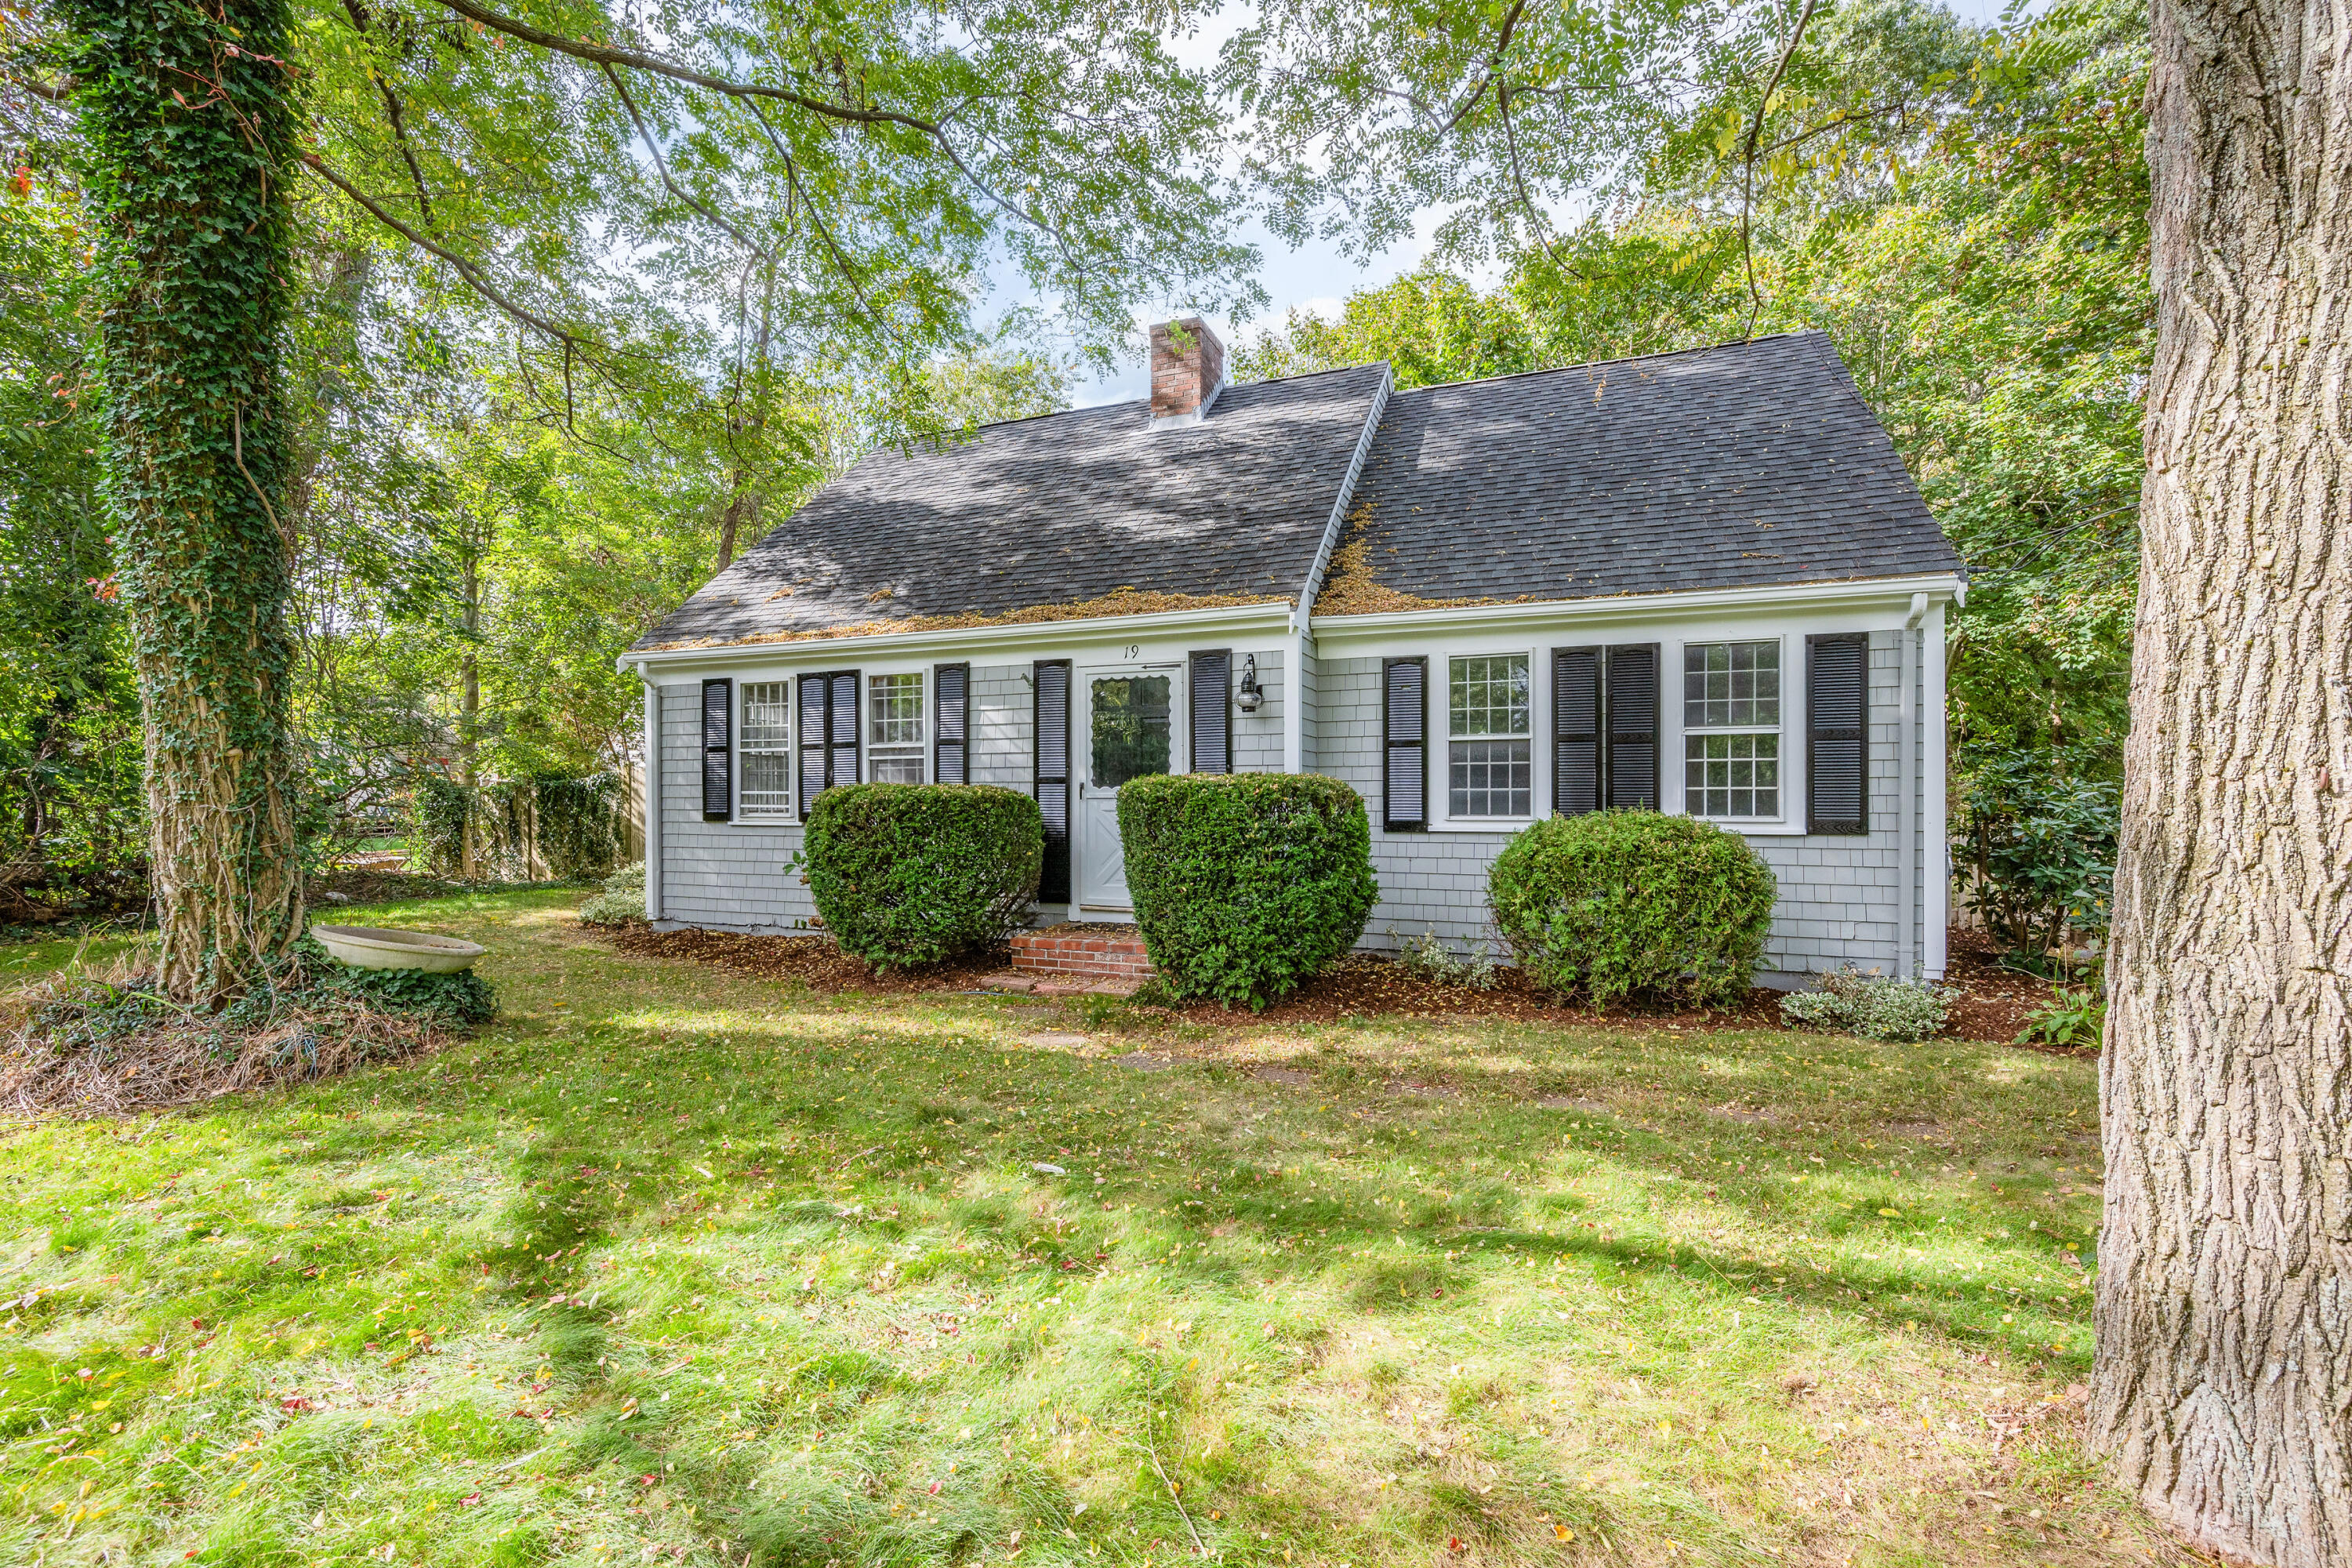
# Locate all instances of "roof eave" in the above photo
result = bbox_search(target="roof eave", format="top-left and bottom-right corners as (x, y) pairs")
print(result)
(1308, 572), (1967, 646)
(617, 597), (1298, 674)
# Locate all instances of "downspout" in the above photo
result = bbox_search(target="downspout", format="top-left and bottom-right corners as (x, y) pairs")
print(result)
(641, 670), (663, 921)
(1923, 598), (1949, 979)
(1898, 593), (1929, 979)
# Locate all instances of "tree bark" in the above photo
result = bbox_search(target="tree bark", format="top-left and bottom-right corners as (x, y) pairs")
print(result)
(2091, 0), (2352, 1561)
(65, 0), (303, 1004)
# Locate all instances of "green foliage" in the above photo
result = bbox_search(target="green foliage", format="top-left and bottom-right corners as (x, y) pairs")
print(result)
(61, 0), (306, 996)
(1780, 971), (1951, 1043)
(314, 962), (498, 1030)
(1116, 773), (1377, 1011)
(0, 174), (147, 913)
(1487, 811), (1774, 1008)
(295, 933), (497, 1028)
(533, 776), (626, 878)
(804, 785), (1042, 971)
(2016, 985), (2106, 1051)
(1385, 925), (1499, 992)
(578, 862), (648, 927)
(408, 775), (628, 881)
(1952, 748), (2118, 961)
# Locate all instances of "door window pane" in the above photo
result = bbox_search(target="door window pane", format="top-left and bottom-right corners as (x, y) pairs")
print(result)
(739, 681), (792, 816)
(1683, 732), (1780, 818)
(1091, 675), (1171, 788)
(1447, 654), (1530, 816)
(868, 673), (925, 783)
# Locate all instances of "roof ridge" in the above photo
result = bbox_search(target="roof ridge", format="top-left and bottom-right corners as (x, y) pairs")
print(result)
(1380, 329), (1828, 398)
(975, 359), (1389, 434)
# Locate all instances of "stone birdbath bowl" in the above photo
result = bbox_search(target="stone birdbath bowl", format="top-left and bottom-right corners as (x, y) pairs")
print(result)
(310, 924), (486, 975)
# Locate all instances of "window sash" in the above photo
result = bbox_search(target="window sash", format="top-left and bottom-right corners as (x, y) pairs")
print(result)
(1450, 739), (1533, 818)
(1449, 654), (1531, 739)
(1684, 732), (1781, 818)
(1683, 641), (1781, 729)
(739, 681), (793, 816)
(866, 672), (925, 784)
(869, 673), (925, 746)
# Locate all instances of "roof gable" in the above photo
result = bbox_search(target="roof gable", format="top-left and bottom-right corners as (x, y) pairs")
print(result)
(1318, 331), (1961, 613)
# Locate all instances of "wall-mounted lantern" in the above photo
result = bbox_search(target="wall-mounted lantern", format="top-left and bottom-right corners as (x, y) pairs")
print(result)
(1236, 654), (1264, 713)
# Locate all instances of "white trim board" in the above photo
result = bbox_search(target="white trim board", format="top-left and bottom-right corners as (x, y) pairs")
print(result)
(619, 600), (1294, 677)
(1308, 573), (1965, 648)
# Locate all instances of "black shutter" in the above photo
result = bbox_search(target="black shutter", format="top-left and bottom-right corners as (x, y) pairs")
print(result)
(1604, 643), (1661, 809)
(1189, 650), (1231, 774)
(1382, 656), (1428, 832)
(1808, 633), (1869, 834)
(701, 677), (732, 820)
(1551, 647), (1601, 815)
(797, 674), (827, 819)
(1034, 659), (1072, 902)
(828, 670), (860, 791)
(797, 671), (861, 818)
(934, 662), (969, 785)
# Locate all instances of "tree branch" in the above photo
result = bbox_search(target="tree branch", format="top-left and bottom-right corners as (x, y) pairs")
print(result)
(1431, 0), (1528, 135)
(426, 0), (944, 135)
(1738, 0), (1820, 341)
(602, 63), (770, 260)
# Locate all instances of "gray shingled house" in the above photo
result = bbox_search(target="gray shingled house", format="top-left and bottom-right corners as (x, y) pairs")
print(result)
(622, 321), (1966, 982)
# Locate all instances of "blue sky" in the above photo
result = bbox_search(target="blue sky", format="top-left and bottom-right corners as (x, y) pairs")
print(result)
(1065, 0), (2039, 406)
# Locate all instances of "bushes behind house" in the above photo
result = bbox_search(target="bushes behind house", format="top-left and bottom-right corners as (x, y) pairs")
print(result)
(1118, 773), (1377, 1010)
(804, 784), (1043, 970)
(579, 862), (647, 926)
(1488, 810), (1775, 1007)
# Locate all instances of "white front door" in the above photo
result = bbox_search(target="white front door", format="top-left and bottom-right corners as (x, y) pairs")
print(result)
(1076, 663), (1182, 913)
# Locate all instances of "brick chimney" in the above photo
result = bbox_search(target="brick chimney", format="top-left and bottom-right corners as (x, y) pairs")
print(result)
(1149, 317), (1225, 428)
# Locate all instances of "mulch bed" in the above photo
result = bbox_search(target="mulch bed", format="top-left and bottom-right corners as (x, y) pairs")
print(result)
(1938, 927), (2078, 1048)
(594, 921), (2073, 1044)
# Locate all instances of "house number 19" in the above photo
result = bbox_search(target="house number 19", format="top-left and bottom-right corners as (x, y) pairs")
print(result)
(1122, 644), (1141, 659)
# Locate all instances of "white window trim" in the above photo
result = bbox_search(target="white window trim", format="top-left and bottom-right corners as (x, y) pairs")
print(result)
(1437, 648), (1539, 829)
(1678, 634), (1790, 828)
(736, 679), (796, 820)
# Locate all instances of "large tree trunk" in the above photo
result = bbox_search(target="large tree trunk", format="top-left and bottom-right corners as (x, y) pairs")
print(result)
(66, 0), (303, 1004)
(2091, 0), (2352, 1559)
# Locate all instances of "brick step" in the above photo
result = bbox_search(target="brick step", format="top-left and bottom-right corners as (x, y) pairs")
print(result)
(1010, 924), (1155, 981)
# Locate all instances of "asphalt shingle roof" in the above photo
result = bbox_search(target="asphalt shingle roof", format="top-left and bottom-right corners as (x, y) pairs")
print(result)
(1333, 330), (1962, 608)
(633, 364), (1389, 648)
(635, 332), (1960, 652)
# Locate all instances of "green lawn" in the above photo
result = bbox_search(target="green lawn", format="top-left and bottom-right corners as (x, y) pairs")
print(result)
(0, 888), (2179, 1566)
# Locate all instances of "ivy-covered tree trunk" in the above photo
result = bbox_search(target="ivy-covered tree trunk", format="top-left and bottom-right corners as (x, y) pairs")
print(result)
(66, 0), (304, 1004)
(2090, 0), (2352, 1559)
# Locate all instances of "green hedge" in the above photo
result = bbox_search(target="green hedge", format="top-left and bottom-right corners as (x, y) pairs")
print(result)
(1118, 773), (1377, 1010)
(1487, 810), (1776, 1007)
(804, 784), (1042, 970)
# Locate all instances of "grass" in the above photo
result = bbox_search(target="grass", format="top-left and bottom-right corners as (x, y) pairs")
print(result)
(0, 887), (2187, 1567)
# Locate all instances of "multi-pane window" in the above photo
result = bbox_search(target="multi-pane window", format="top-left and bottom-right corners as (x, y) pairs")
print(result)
(868, 672), (925, 783)
(739, 681), (792, 817)
(1683, 641), (1780, 818)
(1448, 654), (1531, 818)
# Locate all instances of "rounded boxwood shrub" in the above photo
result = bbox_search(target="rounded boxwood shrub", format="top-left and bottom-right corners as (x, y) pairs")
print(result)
(1118, 773), (1377, 1011)
(804, 784), (1043, 970)
(1487, 809), (1775, 1007)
